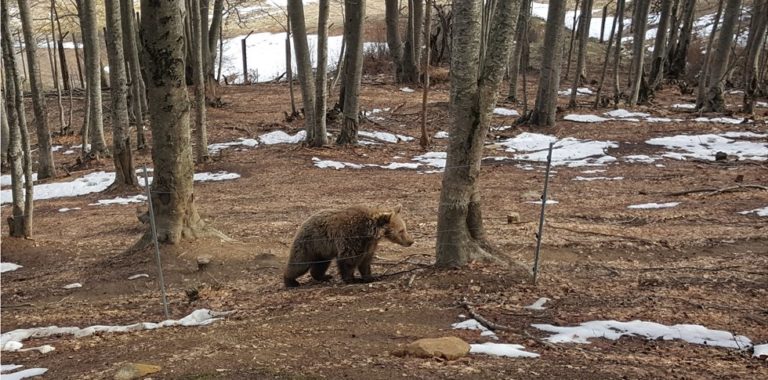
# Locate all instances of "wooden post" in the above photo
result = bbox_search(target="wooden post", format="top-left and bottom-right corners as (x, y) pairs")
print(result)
(532, 142), (555, 285)
(600, 4), (608, 43)
(241, 31), (254, 84)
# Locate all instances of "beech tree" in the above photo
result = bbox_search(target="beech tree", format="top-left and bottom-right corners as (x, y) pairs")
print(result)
(18, 0), (56, 179)
(336, 0), (366, 145)
(287, 0), (317, 143)
(700, 0), (742, 112)
(78, 0), (109, 158)
(649, 0), (673, 88)
(744, 0), (768, 114)
(120, 0), (147, 149)
(190, 0), (209, 162)
(529, 0), (566, 127)
(568, 0), (593, 107)
(667, 0), (696, 78)
(435, 0), (520, 267)
(385, 0), (423, 83)
(627, 0), (651, 105)
(507, 0), (530, 102)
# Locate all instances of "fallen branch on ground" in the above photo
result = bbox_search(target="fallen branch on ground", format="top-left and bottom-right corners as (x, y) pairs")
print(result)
(460, 298), (513, 331)
(666, 184), (768, 197)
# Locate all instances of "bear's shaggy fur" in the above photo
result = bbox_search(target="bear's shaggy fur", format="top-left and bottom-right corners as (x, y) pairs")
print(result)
(283, 205), (414, 287)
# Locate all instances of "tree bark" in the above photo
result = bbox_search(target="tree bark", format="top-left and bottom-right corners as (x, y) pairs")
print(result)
(2, 0), (34, 237)
(313, 0), (330, 147)
(53, 2), (71, 91)
(612, 0), (625, 105)
(402, 0), (424, 83)
(139, 0), (218, 245)
(79, 0), (109, 157)
(336, 0), (366, 145)
(696, 0), (724, 107)
(435, 0), (520, 267)
(507, 0), (530, 102)
(208, 0), (224, 73)
(73, 34), (85, 88)
(120, 0), (147, 150)
(18, 0), (56, 179)
(190, 0), (209, 162)
(564, 0), (580, 81)
(1, 84), (9, 167)
(627, 0), (651, 105)
(105, 0), (138, 191)
(649, 0), (673, 88)
(420, 0), (432, 149)
(667, 0), (696, 78)
(287, 0), (317, 142)
(530, 0), (566, 127)
(385, 0), (405, 81)
(569, 0), (593, 107)
(701, 0), (742, 112)
(743, 0), (767, 114)
(594, 0), (619, 107)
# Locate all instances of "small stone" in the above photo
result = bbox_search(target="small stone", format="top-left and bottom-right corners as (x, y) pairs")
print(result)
(735, 174), (744, 183)
(197, 255), (212, 271)
(114, 363), (161, 380)
(507, 213), (520, 224)
(402, 337), (470, 360)
(715, 151), (727, 161)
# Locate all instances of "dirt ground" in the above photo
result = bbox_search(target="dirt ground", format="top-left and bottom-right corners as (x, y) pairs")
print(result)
(2, 73), (768, 379)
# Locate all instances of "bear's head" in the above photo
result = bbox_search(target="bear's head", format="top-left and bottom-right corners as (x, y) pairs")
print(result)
(377, 204), (414, 247)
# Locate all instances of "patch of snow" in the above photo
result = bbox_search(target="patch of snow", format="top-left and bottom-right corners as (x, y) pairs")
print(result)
(604, 109), (650, 118)
(499, 133), (618, 167)
(628, 202), (680, 209)
(526, 200), (559, 205)
(739, 206), (768, 217)
(128, 273), (150, 280)
(434, 131), (449, 139)
(694, 117), (744, 125)
(0, 173), (38, 187)
(259, 130), (307, 145)
(379, 162), (421, 170)
(194, 171), (241, 182)
(623, 155), (657, 164)
(573, 176), (623, 181)
(756, 101), (768, 108)
(672, 103), (696, 110)
(1, 309), (233, 352)
(358, 130), (414, 143)
(491, 125), (513, 132)
(645, 117), (678, 123)
(470, 343), (539, 358)
(63, 283), (82, 289)
(311, 157), (364, 170)
(646, 134), (768, 162)
(563, 114), (612, 123)
(1, 365), (24, 373)
(452, 319), (498, 340)
(63, 150), (75, 155)
(532, 320), (752, 349)
(0, 366), (48, 379)
(580, 169), (606, 174)
(720, 131), (767, 138)
(58, 207), (81, 212)
(51, 145), (63, 152)
(524, 297), (550, 310)
(1, 263), (23, 273)
(208, 138), (260, 153)
(558, 87), (593, 96)
(400, 87), (415, 93)
(18, 345), (55, 354)
(89, 195), (147, 206)
(493, 107), (519, 116)
(412, 152), (446, 169)
(754, 344), (768, 358)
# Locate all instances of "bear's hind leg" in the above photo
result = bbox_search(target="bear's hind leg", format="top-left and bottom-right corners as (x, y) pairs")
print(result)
(284, 263), (311, 288)
(310, 260), (333, 282)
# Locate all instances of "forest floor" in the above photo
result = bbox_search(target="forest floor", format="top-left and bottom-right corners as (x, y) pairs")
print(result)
(1, 75), (768, 379)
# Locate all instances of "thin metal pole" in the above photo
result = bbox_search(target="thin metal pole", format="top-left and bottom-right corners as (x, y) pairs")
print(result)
(142, 164), (170, 319)
(532, 142), (554, 285)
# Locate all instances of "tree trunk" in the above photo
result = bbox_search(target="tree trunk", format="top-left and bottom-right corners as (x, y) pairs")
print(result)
(564, 0), (580, 81)
(385, 0), (405, 81)
(285, 18), (298, 116)
(18, 0), (56, 179)
(612, 0), (625, 105)
(594, 0), (619, 107)
(507, 0), (530, 102)
(336, 0), (366, 145)
(287, 0), (317, 142)
(696, 0), (724, 106)
(402, 0), (424, 83)
(139, 0), (218, 245)
(105, 0), (138, 191)
(667, 0), (696, 78)
(53, 2), (71, 91)
(208, 0), (224, 73)
(436, 0), (519, 267)
(568, 0), (593, 107)
(1, 85), (9, 167)
(73, 34), (85, 88)
(649, 0), (673, 89)
(49, 4), (67, 134)
(2, 0), (34, 237)
(627, 0), (651, 105)
(701, 0), (742, 112)
(313, 0), (330, 147)
(420, 0), (432, 149)
(190, 0), (209, 162)
(79, 0), (109, 157)
(120, 0), (147, 150)
(743, 0), (767, 114)
(530, 0), (566, 127)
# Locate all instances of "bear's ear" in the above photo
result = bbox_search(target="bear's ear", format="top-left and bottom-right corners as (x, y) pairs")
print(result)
(393, 204), (402, 214)
(376, 212), (392, 227)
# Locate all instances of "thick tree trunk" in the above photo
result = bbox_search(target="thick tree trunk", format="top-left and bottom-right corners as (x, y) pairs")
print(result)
(568, 0), (593, 107)
(385, 0), (405, 81)
(402, 0), (424, 83)
(105, 0), (138, 191)
(19, 0), (56, 179)
(564, 0), (580, 81)
(79, 0), (109, 157)
(287, 0), (317, 142)
(649, 0), (673, 88)
(594, 0), (619, 107)
(530, 0), (566, 127)
(190, 0), (209, 162)
(743, 0), (767, 114)
(120, 0), (147, 150)
(701, 0), (742, 112)
(139, 0), (218, 245)
(696, 0), (724, 107)
(336, 0), (366, 145)
(312, 0), (330, 147)
(2, 0), (34, 237)
(667, 0), (696, 78)
(436, 0), (519, 267)
(627, 0), (651, 105)
(73, 34), (85, 88)
(507, 0), (530, 102)
(1, 87), (8, 166)
(48, 6), (67, 134)
(208, 0), (224, 73)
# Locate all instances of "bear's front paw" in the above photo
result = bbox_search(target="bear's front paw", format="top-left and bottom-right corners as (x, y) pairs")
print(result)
(360, 276), (379, 283)
(313, 274), (333, 282)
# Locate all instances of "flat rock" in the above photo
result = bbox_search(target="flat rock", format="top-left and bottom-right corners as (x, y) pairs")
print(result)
(114, 363), (161, 380)
(403, 337), (470, 360)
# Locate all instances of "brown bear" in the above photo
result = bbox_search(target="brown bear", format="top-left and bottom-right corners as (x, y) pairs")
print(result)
(283, 204), (414, 287)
